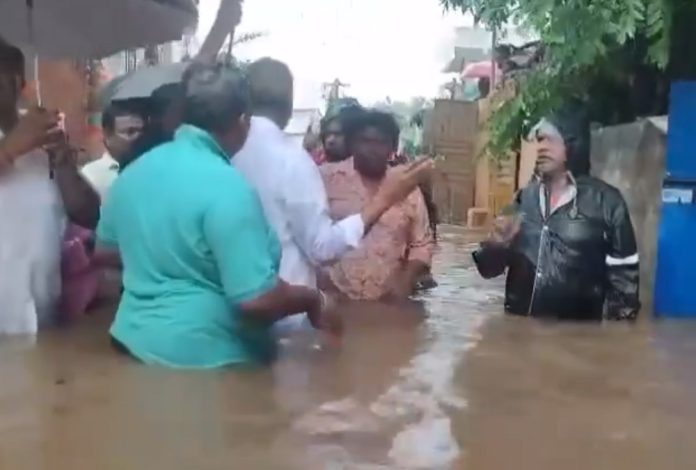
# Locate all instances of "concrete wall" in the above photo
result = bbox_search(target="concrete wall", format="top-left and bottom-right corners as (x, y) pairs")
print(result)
(591, 118), (667, 314)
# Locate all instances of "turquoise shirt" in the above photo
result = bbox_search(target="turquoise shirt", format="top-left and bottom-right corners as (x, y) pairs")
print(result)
(97, 125), (281, 369)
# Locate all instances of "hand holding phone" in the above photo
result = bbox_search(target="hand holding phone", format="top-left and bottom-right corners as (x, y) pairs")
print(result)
(4, 108), (62, 157)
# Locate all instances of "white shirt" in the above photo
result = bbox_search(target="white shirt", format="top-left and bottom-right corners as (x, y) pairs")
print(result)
(0, 130), (67, 334)
(81, 153), (119, 202)
(233, 116), (364, 290)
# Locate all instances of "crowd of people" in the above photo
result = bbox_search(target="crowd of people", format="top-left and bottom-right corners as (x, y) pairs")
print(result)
(0, 37), (642, 370)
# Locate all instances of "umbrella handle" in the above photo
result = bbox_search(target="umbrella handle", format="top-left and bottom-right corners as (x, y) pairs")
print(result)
(33, 56), (41, 106)
(25, 0), (41, 106)
(25, 0), (50, 179)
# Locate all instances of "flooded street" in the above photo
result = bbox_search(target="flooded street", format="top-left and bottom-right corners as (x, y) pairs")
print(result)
(1, 227), (696, 469)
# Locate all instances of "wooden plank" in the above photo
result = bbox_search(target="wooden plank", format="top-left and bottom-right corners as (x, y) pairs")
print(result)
(424, 99), (479, 224)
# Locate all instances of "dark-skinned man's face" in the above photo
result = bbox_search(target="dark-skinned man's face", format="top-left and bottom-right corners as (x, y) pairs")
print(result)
(534, 123), (567, 178)
(323, 118), (348, 162)
(104, 114), (145, 163)
(353, 126), (393, 179)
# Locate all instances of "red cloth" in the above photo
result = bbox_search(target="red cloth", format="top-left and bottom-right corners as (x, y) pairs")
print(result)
(461, 61), (502, 79)
(60, 225), (99, 320)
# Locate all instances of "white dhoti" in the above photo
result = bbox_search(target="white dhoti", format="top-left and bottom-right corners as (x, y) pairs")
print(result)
(0, 142), (66, 335)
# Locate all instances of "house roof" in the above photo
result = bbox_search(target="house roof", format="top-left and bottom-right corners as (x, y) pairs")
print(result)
(442, 47), (489, 73)
(286, 108), (322, 136)
(454, 26), (534, 49)
(442, 27), (534, 74)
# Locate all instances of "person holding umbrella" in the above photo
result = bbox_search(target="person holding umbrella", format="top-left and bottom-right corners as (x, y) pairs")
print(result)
(0, 41), (100, 334)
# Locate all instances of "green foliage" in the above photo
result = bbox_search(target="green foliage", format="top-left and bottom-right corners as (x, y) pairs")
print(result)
(440, 0), (674, 160)
(645, 0), (671, 68)
(374, 97), (433, 156)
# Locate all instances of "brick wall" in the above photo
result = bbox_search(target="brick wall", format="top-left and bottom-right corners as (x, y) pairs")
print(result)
(23, 59), (105, 162)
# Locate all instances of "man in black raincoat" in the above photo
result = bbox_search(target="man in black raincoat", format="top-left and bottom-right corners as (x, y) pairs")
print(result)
(472, 106), (640, 321)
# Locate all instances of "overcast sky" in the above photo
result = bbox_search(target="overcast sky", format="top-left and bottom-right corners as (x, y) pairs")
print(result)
(197, 0), (467, 108)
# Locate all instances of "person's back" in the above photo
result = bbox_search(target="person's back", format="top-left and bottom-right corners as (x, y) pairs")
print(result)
(234, 116), (321, 288)
(97, 62), (346, 369)
(101, 127), (280, 368)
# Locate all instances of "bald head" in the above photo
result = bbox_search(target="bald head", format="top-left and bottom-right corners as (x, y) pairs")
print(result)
(246, 58), (294, 130)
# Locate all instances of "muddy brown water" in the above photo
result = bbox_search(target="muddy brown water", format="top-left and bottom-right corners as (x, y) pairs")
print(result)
(1, 226), (696, 469)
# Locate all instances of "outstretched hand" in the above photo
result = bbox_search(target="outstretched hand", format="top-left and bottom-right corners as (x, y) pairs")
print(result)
(2, 107), (63, 160)
(488, 215), (522, 248)
(376, 157), (434, 207)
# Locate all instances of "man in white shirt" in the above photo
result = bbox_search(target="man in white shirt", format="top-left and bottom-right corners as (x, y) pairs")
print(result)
(81, 102), (146, 201)
(0, 42), (100, 334)
(233, 58), (432, 332)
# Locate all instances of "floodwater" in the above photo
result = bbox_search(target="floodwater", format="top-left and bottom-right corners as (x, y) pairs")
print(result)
(1, 227), (696, 469)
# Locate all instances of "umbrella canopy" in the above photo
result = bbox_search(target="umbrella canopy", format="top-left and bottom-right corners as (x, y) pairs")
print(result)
(100, 62), (188, 106)
(0, 0), (197, 59)
(461, 60), (502, 80)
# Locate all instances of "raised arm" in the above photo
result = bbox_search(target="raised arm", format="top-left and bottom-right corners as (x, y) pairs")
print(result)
(204, 186), (337, 332)
(472, 198), (522, 279)
(287, 156), (434, 266)
(53, 145), (101, 229)
(0, 107), (61, 172)
(285, 156), (363, 266)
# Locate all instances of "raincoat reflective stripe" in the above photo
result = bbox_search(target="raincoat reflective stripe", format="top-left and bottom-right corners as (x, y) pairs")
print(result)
(606, 254), (639, 266)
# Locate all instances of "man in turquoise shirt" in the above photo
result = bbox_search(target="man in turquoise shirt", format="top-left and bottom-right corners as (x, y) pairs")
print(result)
(97, 63), (338, 369)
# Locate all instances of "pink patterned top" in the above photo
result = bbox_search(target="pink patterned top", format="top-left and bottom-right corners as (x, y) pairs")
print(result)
(319, 158), (434, 300)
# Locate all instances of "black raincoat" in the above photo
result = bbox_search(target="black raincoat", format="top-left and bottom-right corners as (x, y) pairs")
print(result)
(472, 108), (640, 321)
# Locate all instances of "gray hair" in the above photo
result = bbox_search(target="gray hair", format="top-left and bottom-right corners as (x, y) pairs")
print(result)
(246, 58), (293, 113)
(182, 62), (251, 133)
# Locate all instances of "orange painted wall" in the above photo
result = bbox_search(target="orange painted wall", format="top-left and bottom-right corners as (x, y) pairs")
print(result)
(23, 60), (105, 162)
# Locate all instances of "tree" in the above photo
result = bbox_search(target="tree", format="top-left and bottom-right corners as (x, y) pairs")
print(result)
(375, 97), (434, 156)
(440, 0), (694, 159)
